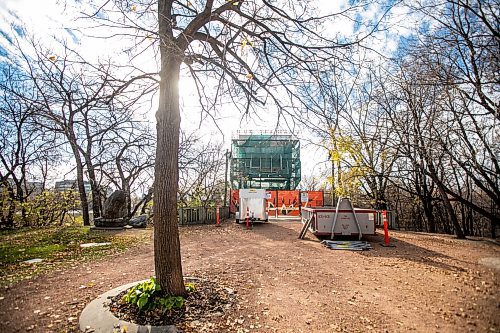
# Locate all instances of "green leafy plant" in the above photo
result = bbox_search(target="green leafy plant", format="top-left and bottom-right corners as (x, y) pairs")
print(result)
(156, 295), (185, 311)
(124, 277), (161, 310)
(123, 278), (194, 312)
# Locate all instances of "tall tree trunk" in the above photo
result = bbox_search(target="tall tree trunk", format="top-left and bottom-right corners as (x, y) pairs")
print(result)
(460, 203), (468, 236)
(86, 159), (102, 219)
(123, 182), (131, 216)
(424, 160), (465, 239)
(491, 218), (497, 239)
(153, 51), (186, 296)
(422, 197), (435, 233)
(3, 184), (15, 228)
(70, 141), (90, 226)
(435, 181), (465, 239)
(15, 183), (27, 223)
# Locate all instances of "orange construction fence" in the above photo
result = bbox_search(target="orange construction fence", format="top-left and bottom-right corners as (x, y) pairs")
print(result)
(230, 190), (324, 217)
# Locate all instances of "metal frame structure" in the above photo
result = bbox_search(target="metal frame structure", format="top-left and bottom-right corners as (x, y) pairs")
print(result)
(230, 130), (301, 190)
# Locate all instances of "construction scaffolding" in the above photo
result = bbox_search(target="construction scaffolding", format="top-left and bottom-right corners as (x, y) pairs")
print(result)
(230, 130), (301, 190)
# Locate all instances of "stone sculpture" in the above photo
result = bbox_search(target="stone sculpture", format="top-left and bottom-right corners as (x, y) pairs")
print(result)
(94, 190), (128, 228)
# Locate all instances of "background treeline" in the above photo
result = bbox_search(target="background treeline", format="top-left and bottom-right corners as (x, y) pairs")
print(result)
(0, 39), (226, 229)
(0, 0), (497, 239)
(300, 0), (498, 238)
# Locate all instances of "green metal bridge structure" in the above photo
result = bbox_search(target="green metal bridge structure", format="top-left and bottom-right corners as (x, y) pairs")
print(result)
(230, 130), (301, 190)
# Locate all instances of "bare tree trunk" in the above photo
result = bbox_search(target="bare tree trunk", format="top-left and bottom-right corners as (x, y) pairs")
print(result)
(422, 197), (436, 233)
(70, 140), (90, 226)
(491, 218), (497, 239)
(153, 50), (186, 296)
(140, 193), (153, 215)
(3, 183), (15, 228)
(429, 171), (465, 239)
(131, 188), (153, 218)
(86, 160), (102, 219)
(15, 183), (27, 222)
(440, 186), (465, 239)
(122, 182), (131, 216)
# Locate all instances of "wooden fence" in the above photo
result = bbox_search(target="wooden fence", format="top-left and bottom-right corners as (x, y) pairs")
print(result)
(178, 206), (230, 225)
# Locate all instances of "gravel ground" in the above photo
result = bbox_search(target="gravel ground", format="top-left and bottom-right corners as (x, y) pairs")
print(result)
(0, 220), (498, 333)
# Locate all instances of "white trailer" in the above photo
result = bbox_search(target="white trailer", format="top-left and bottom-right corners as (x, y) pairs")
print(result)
(235, 189), (268, 223)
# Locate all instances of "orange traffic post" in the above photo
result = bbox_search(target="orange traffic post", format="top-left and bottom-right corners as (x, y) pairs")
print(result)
(381, 210), (395, 247)
(216, 206), (220, 227)
(246, 207), (250, 230)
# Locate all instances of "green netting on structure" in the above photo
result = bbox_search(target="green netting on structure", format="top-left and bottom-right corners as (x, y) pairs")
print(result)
(230, 133), (301, 190)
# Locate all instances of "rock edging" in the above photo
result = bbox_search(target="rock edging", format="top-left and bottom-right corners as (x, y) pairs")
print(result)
(79, 280), (178, 333)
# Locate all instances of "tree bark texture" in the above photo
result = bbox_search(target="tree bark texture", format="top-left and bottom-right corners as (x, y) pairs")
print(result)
(86, 161), (102, 219)
(153, 50), (186, 296)
(70, 139), (90, 226)
(427, 167), (465, 239)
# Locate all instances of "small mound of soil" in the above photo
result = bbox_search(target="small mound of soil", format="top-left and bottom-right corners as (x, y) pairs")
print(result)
(108, 277), (236, 327)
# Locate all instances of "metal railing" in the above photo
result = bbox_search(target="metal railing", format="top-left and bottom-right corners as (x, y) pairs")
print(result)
(374, 210), (396, 229)
(178, 206), (230, 225)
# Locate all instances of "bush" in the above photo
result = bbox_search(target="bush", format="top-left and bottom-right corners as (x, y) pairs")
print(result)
(0, 189), (80, 228)
(21, 190), (81, 227)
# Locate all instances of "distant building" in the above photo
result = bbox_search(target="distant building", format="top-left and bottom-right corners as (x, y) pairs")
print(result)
(55, 180), (91, 193)
(230, 130), (301, 190)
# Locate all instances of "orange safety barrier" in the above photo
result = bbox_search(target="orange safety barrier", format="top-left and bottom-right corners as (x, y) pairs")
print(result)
(381, 210), (395, 247)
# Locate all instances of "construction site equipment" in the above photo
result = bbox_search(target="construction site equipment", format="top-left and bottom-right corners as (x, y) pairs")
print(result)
(298, 214), (314, 239)
(230, 189), (324, 217)
(330, 198), (363, 240)
(321, 240), (372, 251)
(230, 130), (301, 190)
(235, 189), (268, 224)
(300, 198), (376, 239)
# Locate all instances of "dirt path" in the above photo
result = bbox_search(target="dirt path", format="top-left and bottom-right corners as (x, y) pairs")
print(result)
(0, 221), (498, 332)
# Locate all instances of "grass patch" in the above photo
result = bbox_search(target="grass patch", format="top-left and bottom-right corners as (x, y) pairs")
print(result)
(0, 226), (151, 287)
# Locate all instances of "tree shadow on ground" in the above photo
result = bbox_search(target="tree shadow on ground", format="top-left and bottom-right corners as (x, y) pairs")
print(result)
(230, 221), (472, 273)
(247, 222), (468, 272)
(357, 232), (468, 272)
(397, 230), (500, 246)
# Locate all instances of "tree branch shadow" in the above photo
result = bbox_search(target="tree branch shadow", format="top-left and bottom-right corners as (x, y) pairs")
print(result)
(358, 232), (468, 272)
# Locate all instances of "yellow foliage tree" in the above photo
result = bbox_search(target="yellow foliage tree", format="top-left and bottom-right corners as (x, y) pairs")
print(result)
(327, 128), (368, 202)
